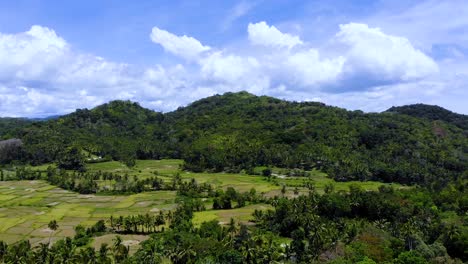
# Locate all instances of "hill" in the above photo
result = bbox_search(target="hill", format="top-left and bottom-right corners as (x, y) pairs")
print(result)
(2, 92), (467, 186)
(0, 118), (34, 139)
(387, 104), (468, 130)
(14, 100), (166, 166)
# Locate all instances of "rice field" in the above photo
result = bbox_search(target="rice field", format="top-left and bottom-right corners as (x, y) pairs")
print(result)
(1, 159), (406, 247)
(0, 180), (176, 245)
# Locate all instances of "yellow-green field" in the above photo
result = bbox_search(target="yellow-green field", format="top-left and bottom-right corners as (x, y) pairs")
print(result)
(1, 159), (407, 248)
(0, 180), (176, 245)
(193, 204), (273, 226)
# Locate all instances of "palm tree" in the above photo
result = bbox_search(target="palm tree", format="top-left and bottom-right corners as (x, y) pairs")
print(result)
(116, 216), (124, 232)
(48, 220), (59, 247)
(281, 184), (287, 197)
(109, 215), (114, 230)
(112, 236), (129, 263)
(137, 214), (145, 233)
(155, 211), (166, 232)
(56, 237), (77, 263)
(34, 242), (50, 263)
(0, 241), (8, 262)
(227, 218), (238, 235)
(98, 243), (111, 264)
(143, 213), (152, 233)
(78, 247), (96, 264)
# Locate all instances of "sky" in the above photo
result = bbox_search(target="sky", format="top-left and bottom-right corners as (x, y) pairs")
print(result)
(0, 0), (468, 117)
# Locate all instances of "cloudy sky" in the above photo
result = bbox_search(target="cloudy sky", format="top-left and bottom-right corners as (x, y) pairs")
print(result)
(1, 0), (467, 117)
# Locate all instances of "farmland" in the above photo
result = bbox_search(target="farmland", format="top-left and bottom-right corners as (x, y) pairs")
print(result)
(0, 159), (404, 248)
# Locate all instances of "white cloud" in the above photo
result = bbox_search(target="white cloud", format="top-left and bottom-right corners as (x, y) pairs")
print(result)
(248, 21), (303, 49)
(0, 25), (195, 117)
(201, 52), (259, 83)
(0, 25), (68, 82)
(285, 49), (345, 86)
(1, 22), (464, 117)
(335, 23), (439, 85)
(150, 27), (211, 60)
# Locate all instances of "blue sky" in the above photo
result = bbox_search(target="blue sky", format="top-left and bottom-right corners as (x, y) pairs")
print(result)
(0, 0), (467, 117)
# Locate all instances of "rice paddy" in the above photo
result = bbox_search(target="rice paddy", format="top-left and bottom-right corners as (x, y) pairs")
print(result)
(1, 159), (406, 247)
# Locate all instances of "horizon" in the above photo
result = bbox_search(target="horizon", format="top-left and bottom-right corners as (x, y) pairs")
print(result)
(1, 0), (468, 117)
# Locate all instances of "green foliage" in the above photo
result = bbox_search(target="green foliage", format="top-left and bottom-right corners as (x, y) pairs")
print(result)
(57, 146), (85, 171)
(394, 251), (428, 264)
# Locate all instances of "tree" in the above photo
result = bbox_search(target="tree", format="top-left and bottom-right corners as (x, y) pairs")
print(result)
(48, 220), (59, 247)
(155, 211), (166, 232)
(112, 236), (129, 263)
(0, 241), (7, 263)
(98, 243), (111, 264)
(57, 146), (85, 171)
(394, 251), (428, 264)
(262, 168), (272, 178)
(0, 139), (23, 164)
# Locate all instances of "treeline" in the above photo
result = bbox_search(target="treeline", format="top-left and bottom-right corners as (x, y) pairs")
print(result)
(109, 212), (166, 234)
(0, 233), (129, 264)
(1, 92), (467, 187)
(45, 167), (215, 196)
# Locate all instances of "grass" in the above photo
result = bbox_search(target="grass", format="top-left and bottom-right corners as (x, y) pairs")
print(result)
(275, 173), (407, 194)
(86, 159), (183, 179)
(193, 204), (273, 226)
(180, 172), (280, 193)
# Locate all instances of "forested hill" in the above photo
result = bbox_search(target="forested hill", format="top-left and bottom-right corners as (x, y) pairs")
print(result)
(1, 92), (467, 187)
(0, 118), (33, 139)
(387, 104), (468, 131)
(14, 100), (166, 166)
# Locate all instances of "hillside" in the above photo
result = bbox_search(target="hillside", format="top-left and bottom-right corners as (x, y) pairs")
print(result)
(2, 92), (467, 186)
(387, 104), (468, 130)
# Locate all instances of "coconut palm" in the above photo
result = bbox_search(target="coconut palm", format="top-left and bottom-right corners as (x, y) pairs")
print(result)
(34, 242), (50, 263)
(48, 220), (59, 247)
(98, 243), (111, 264)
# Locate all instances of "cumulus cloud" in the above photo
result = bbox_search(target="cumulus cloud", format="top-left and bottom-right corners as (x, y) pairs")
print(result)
(284, 49), (345, 87)
(150, 27), (211, 60)
(0, 25), (68, 82)
(0, 22), (451, 117)
(248, 21), (303, 49)
(334, 23), (439, 89)
(0, 25), (194, 117)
